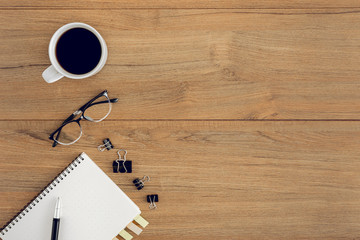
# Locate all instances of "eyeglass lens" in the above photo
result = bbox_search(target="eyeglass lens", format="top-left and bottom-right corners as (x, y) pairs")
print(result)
(55, 93), (111, 145)
(55, 121), (82, 145)
(83, 94), (111, 122)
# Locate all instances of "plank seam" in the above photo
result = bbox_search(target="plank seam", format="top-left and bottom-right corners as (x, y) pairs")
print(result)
(0, 119), (360, 122)
(2, 7), (360, 10)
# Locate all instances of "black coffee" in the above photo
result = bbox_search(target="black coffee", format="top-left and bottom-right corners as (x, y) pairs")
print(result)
(56, 28), (102, 75)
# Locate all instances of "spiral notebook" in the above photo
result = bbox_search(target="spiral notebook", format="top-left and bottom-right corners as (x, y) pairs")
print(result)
(0, 152), (146, 240)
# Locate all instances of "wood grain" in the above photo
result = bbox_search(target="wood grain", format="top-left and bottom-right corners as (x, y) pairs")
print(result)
(0, 121), (359, 239)
(1, 0), (360, 9)
(1, 9), (360, 120)
(1, 1), (360, 240)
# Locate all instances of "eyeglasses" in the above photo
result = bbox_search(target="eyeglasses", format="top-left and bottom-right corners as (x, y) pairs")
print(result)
(49, 90), (118, 147)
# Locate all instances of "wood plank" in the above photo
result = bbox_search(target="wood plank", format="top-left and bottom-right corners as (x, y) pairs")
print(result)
(1, 0), (360, 9)
(1, 9), (360, 120)
(0, 120), (359, 239)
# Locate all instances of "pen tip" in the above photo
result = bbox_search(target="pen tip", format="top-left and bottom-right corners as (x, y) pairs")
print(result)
(55, 197), (62, 208)
(54, 197), (62, 218)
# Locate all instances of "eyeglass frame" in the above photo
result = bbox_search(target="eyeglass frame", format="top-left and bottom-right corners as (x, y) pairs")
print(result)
(49, 90), (118, 147)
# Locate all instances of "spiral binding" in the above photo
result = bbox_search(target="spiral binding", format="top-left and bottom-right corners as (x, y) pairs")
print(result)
(0, 154), (85, 236)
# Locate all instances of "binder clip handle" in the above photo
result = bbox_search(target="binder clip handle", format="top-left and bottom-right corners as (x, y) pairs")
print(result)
(98, 138), (113, 151)
(147, 194), (158, 210)
(141, 175), (150, 183)
(116, 149), (128, 173)
(133, 176), (150, 190)
(117, 149), (127, 161)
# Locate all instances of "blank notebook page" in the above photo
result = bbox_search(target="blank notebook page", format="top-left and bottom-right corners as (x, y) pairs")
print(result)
(1, 152), (141, 240)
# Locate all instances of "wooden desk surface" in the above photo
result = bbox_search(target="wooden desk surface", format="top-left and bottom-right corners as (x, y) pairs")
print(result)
(1, 1), (360, 239)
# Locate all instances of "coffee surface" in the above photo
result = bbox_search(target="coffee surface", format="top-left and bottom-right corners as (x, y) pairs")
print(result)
(56, 28), (102, 75)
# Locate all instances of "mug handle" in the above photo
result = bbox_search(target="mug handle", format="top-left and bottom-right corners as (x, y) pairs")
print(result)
(42, 65), (63, 83)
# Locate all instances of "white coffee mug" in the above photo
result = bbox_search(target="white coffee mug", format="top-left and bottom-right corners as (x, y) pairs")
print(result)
(42, 22), (108, 83)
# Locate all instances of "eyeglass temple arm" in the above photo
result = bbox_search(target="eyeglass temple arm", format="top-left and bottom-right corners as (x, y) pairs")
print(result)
(77, 90), (109, 110)
(87, 98), (119, 108)
(77, 95), (118, 111)
(51, 127), (62, 147)
(52, 135), (59, 147)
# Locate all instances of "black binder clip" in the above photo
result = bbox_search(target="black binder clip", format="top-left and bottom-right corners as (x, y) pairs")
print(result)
(133, 176), (150, 190)
(112, 149), (132, 173)
(147, 194), (158, 210)
(98, 138), (114, 151)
